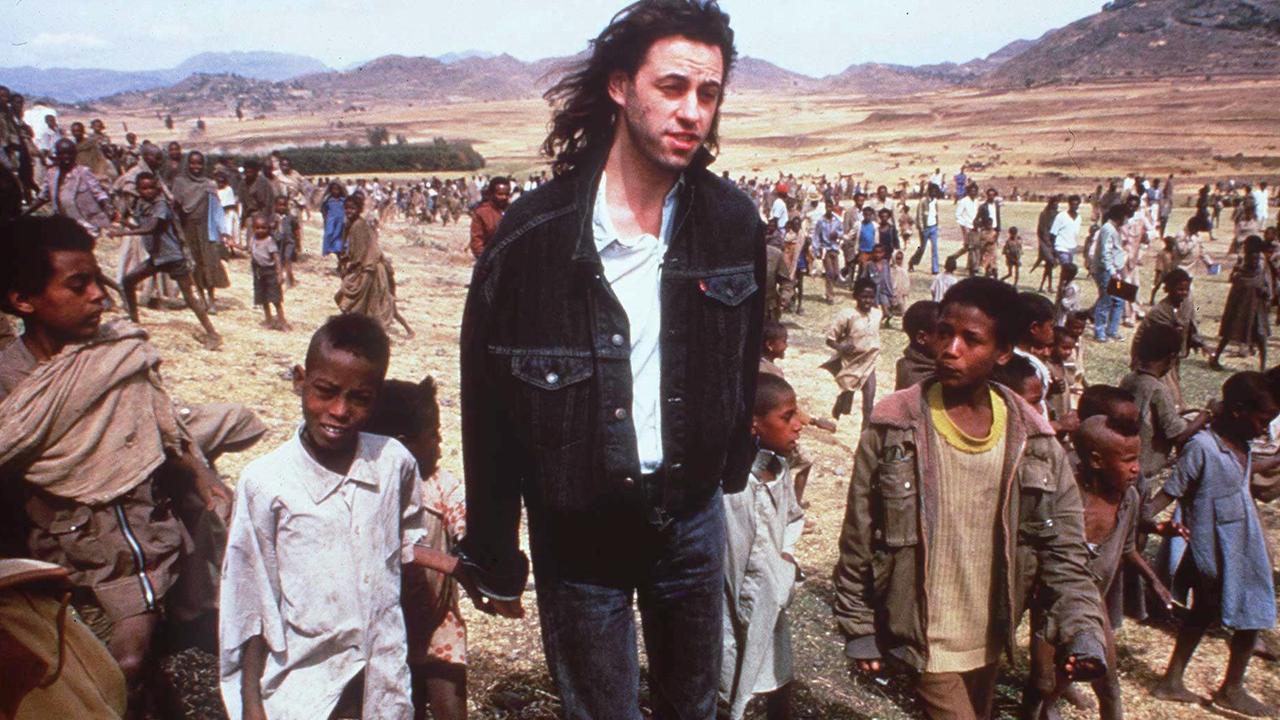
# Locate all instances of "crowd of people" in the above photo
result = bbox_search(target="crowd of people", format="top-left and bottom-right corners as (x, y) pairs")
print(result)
(2, 1), (1280, 720)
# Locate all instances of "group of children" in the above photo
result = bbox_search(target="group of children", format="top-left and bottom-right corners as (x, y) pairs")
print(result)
(3, 198), (1280, 720)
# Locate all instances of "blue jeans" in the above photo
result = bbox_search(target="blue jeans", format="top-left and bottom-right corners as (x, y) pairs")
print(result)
(924, 225), (940, 273)
(529, 489), (725, 720)
(1094, 272), (1123, 339)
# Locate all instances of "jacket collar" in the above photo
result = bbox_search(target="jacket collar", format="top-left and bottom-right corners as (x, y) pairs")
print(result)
(569, 142), (712, 265)
(868, 379), (1055, 439)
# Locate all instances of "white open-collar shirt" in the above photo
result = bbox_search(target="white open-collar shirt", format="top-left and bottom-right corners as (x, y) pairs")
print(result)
(219, 429), (426, 720)
(593, 171), (682, 474)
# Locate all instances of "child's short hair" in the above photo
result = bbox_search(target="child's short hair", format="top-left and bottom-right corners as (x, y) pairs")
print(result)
(305, 314), (391, 377)
(944, 255), (958, 273)
(753, 373), (795, 417)
(853, 277), (877, 296)
(1077, 385), (1135, 422)
(1160, 267), (1191, 290)
(366, 376), (440, 440)
(1223, 371), (1277, 415)
(1243, 234), (1264, 255)
(939, 277), (1020, 346)
(1008, 226), (1019, 235)
(1018, 292), (1054, 337)
(136, 170), (157, 185)
(1134, 323), (1182, 363)
(994, 354), (1039, 395)
(1052, 325), (1074, 344)
(0, 216), (96, 315)
(762, 321), (787, 346)
(902, 300), (940, 340)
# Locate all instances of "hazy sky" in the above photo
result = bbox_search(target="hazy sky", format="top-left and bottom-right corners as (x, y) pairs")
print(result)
(5, 0), (1103, 77)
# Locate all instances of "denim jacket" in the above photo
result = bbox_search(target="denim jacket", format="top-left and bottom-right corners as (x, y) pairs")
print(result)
(458, 148), (766, 597)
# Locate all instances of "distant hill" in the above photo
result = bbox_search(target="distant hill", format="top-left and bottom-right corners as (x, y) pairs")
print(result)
(983, 0), (1280, 87)
(0, 51), (330, 102)
(437, 50), (498, 65)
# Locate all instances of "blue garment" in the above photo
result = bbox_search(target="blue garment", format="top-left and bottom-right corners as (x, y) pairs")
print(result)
(858, 221), (877, 254)
(811, 216), (842, 254)
(530, 489), (724, 719)
(924, 224), (940, 274)
(206, 191), (228, 241)
(1163, 430), (1276, 630)
(1093, 272), (1124, 340)
(321, 197), (347, 256)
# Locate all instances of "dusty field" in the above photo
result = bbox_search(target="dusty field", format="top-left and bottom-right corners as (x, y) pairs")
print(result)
(85, 197), (1279, 718)
(95, 75), (1280, 197)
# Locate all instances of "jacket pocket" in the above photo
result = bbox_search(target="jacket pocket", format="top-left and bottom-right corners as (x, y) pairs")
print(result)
(508, 352), (594, 450)
(875, 458), (919, 547)
(699, 269), (757, 359)
(1017, 456), (1056, 545)
(1212, 493), (1246, 524)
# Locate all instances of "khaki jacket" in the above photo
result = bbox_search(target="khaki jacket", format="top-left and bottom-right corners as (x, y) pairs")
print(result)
(833, 381), (1105, 671)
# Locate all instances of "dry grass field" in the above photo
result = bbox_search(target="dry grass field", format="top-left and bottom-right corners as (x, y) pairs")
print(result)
(65, 79), (1280, 718)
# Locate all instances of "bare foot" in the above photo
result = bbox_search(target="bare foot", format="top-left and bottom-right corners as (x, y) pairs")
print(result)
(201, 333), (224, 351)
(276, 320), (292, 332)
(1212, 686), (1277, 718)
(1152, 680), (1201, 704)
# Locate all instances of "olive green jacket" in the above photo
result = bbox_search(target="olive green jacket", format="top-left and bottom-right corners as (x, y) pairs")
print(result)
(833, 380), (1106, 671)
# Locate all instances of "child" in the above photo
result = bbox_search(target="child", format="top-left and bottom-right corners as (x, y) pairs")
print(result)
(1024, 415), (1180, 720)
(895, 300), (939, 390)
(247, 215), (288, 331)
(761, 322), (836, 504)
(1001, 225), (1023, 285)
(1121, 324), (1212, 483)
(1135, 268), (1202, 410)
(858, 244), (894, 321)
(1053, 262), (1081, 327)
(336, 195), (415, 337)
(1149, 236), (1177, 305)
(888, 249), (910, 319)
(1014, 291), (1055, 417)
(0, 216), (229, 707)
(833, 277), (1106, 720)
(110, 172), (222, 349)
(1046, 326), (1078, 425)
(1149, 372), (1279, 717)
(824, 278), (882, 429)
(219, 315), (494, 720)
(721, 373), (805, 720)
(321, 180), (348, 262)
(993, 353), (1043, 414)
(930, 255), (958, 302)
(272, 195), (298, 287)
(366, 377), (469, 720)
(1064, 310), (1092, 406)
(1212, 235), (1271, 371)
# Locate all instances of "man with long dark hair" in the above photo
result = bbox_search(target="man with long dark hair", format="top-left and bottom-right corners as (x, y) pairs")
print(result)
(457, 1), (765, 717)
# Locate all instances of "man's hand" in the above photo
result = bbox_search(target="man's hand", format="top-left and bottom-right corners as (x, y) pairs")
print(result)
(193, 470), (234, 522)
(1060, 653), (1105, 682)
(453, 561), (525, 619)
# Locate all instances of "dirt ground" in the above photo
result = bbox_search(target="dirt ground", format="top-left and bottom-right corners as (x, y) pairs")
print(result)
(84, 196), (1278, 718)
(98, 75), (1280, 195)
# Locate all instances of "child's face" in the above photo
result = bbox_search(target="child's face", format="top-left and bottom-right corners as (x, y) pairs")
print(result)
(1066, 317), (1086, 339)
(1029, 320), (1054, 348)
(344, 199), (361, 217)
(274, 198), (288, 214)
(1018, 376), (1045, 413)
(253, 218), (271, 239)
(137, 177), (160, 202)
(293, 347), (382, 463)
(1226, 399), (1279, 442)
(1089, 434), (1140, 492)
(1052, 334), (1078, 363)
(934, 303), (1012, 391)
(1030, 342), (1052, 363)
(753, 393), (802, 454)
(10, 250), (106, 343)
(764, 335), (788, 360)
(1166, 279), (1190, 305)
(855, 287), (876, 313)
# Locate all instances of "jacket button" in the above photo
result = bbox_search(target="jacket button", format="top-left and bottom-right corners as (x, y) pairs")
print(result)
(611, 334), (625, 347)
(614, 407), (629, 420)
(545, 372), (559, 385)
(904, 482), (911, 490)
(1045, 519), (1055, 528)
(622, 476), (635, 488)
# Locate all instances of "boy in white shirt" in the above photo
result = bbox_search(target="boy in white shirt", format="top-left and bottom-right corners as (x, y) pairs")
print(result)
(219, 314), (432, 720)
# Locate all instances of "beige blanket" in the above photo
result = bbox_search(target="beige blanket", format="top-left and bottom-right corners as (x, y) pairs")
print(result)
(0, 322), (186, 504)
